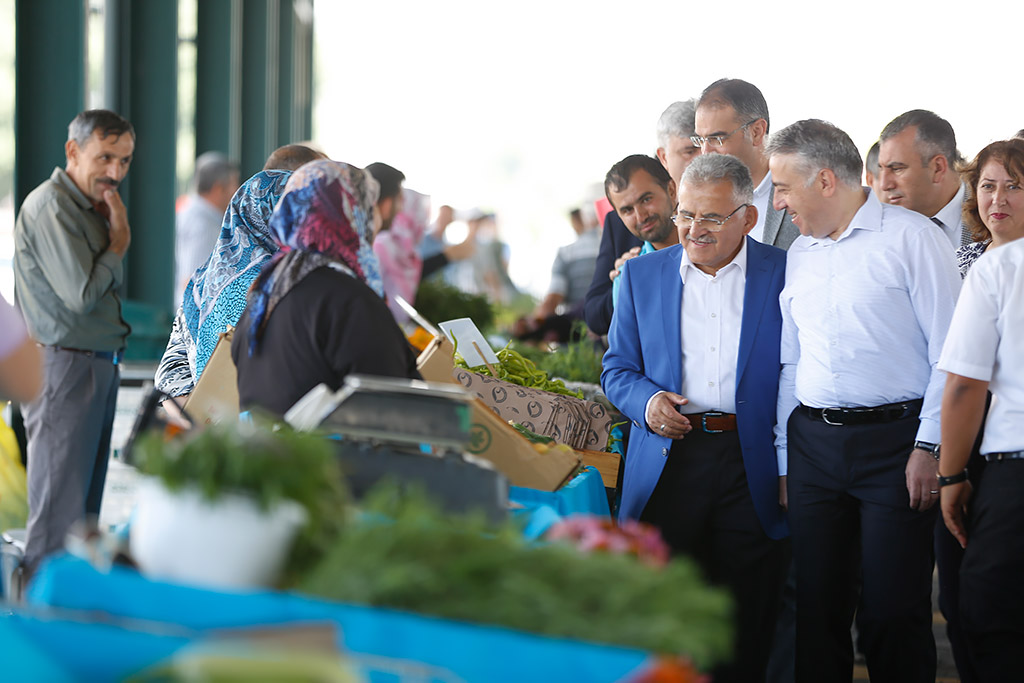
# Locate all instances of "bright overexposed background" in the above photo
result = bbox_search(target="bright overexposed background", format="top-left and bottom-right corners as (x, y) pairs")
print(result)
(312, 0), (1022, 297)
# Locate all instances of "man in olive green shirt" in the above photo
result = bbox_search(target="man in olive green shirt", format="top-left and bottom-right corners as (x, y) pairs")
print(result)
(14, 109), (134, 572)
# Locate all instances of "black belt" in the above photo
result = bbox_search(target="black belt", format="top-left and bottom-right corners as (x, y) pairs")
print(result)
(48, 345), (123, 365)
(800, 399), (923, 426)
(984, 451), (1024, 462)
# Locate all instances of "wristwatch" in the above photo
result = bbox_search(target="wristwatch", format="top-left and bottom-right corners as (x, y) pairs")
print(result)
(937, 469), (968, 487)
(914, 440), (941, 460)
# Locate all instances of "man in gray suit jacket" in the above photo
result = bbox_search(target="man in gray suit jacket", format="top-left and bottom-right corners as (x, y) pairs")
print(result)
(693, 78), (799, 250)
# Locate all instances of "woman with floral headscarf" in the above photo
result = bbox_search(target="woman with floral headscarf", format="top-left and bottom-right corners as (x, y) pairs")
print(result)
(231, 160), (420, 415)
(155, 170), (292, 399)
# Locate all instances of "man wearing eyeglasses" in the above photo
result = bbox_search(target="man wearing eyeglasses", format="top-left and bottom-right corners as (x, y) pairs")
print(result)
(602, 153), (789, 683)
(768, 119), (960, 683)
(694, 78), (799, 250)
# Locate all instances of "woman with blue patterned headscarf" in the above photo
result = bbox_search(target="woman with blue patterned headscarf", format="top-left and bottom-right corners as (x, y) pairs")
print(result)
(154, 170), (291, 399)
(231, 160), (419, 415)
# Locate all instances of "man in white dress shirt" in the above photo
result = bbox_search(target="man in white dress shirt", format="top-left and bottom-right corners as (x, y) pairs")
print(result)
(878, 109), (971, 249)
(174, 152), (239, 298)
(878, 107), (977, 683)
(767, 119), (961, 683)
(693, 78), (799, 250)
(938, 238), (1024, 681)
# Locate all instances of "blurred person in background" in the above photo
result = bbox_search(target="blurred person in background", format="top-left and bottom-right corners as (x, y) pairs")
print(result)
(584, 99), (699, 336)
(449, 210), (520, 304)
(263, 143), (326, 171)
(365, 162), (405, 233)
(864, 141), (881, 195)
(232, 160), (419, 416)
(174, 152), (240, 298)
(0, 296), (42, 403)
(513, 207), (601, 344)
(418, 204), (480, 285)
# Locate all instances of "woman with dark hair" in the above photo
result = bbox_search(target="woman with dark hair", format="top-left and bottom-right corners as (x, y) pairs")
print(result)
(955, 138), (1024, 276)
(231, 160), (419, 416)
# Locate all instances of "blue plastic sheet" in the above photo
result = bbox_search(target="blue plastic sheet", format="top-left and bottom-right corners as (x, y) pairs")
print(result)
(17, 555), (651, 682)
(509, 466), (610, 518)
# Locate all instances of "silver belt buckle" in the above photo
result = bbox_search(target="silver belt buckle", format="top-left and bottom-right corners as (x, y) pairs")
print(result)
(702, 411), (725, 434)
(821, 408), (842, 426)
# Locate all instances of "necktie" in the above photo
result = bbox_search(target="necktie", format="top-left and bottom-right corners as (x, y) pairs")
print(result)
(931, 216), (973, 248)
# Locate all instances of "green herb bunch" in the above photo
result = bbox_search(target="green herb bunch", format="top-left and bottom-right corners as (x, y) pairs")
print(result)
(414, 279), (495, 332)
(536, 322), (605, 385)
(299, 488), (733, 669)
(135, 421), (349, 583)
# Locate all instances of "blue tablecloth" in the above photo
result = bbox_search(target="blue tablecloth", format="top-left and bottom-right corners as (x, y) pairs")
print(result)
(510, 465), (610, 518)
(8, 555), (651, 682)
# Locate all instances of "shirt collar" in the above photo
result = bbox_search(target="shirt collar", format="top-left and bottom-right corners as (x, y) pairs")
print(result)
(933, 183), (966, 230)
(51, 167), (94, 211)
(679, 236), (749, 284)
(804, 187), (879, 247)
(753, 170), (772, 202)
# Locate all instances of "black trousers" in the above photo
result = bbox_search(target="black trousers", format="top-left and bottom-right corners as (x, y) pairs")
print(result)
(787, 408), (936, 683)
(959, 459), (1024, 681)
(934, 393), (989, 683)
(640, 429), (787, 683)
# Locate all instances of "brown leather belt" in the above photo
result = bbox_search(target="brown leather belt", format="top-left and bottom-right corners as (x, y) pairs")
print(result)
(684, 411), (737, 434)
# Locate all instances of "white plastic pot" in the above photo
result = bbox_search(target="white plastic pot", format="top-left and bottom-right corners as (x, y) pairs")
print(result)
(130, 477), (307, 589)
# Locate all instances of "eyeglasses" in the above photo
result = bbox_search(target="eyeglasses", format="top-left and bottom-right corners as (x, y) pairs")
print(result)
(673, 204), (750, 232)
(689, 119), (760, 148)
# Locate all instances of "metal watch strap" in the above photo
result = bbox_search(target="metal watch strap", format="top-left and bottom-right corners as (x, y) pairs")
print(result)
(937, 469), (968, 487)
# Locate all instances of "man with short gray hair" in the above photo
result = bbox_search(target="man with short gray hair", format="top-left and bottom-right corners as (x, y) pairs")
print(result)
(878, 109), (970, 248)
(769, 119), (961, 682)
(15, 109), (135, 575)
(694, 78), (799, 249)
(603, 153), (788, 683)
(174, 151), (240, 296)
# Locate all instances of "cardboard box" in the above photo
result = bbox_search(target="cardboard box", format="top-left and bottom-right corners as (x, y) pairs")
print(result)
(464, 398), (580, 491)
(576, 449), (622, 489)
(452, 369), (615, 452)
(416, 335), (458, 385)
(183, 330), (239, 425)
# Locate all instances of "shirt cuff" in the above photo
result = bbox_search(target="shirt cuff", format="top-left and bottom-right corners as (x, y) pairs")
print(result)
(644, 391), (668, 431)
(915, 417), (941, 446)
(776, 447), (787, 476)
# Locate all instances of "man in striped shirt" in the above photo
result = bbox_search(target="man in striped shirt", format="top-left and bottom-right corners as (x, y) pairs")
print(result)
(768, 119), (961, 683)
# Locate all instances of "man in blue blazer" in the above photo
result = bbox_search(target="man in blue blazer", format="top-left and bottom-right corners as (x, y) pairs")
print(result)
(602, 154), (788, 683)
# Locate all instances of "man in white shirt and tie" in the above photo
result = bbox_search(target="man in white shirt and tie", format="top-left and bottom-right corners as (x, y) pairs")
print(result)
(878, 107), (977, 683)
(878, 109), (971, 249)
(768, 119), (961, 683)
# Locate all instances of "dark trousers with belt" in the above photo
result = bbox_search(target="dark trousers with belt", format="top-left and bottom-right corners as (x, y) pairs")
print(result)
(640, 429), (787, 683)
(959, 459), (1024, 681)
(787, 408), (936, 683)
(23, 347), (119, 572)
